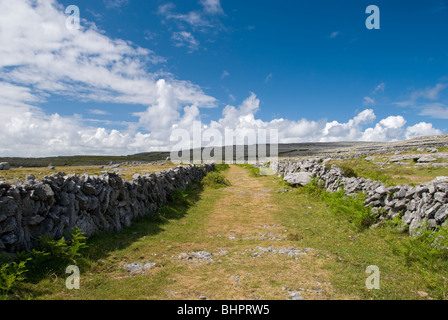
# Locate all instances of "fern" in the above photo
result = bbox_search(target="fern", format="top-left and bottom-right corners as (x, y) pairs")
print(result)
(0, 259), (30, 294)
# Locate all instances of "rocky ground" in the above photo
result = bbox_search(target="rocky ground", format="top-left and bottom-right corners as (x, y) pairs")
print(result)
(275, 135), (448, 159)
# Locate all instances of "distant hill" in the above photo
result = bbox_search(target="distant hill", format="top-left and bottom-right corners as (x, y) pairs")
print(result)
(0, 152), (170, 168)
(1, 135), (447, 167)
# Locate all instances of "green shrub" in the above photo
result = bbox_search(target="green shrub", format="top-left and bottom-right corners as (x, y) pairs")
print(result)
(321, 190), (376, 230)
(24, 227), (88, 277)
(339, 165), (358, 178)
(202, 171), (231, 188)
(300, 178), (324, 198)
(214, 163), (230, 172)
(172, 189), (190, 205)
(0, 259), (29, 294)
(393, 222), (448, 267)
(300, 179), (376, 230)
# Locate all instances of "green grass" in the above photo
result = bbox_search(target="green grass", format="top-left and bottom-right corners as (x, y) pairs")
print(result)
(235, 164), (261, 177)
(0, 177), (226, 300)
(269, 175), (448, 299)
(328, 156), (448, 186)
(301, 179), (377, 231)
(3, 163), (448, 300)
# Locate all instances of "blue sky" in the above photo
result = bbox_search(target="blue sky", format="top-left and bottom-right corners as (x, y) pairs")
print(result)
(0, 0), (447, 156)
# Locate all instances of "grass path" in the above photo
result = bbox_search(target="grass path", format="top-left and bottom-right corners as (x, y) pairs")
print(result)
(29, 165), (337, 300)
(22, 165), (447, 300)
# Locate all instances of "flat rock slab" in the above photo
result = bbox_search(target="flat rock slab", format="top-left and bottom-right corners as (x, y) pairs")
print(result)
(284, 172), (313, 186)
(120, 262), (156, 274)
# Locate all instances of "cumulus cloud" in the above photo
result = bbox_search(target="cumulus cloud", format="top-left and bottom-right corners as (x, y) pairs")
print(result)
(405, 122), (442, 140)
(0, 0), (443, 157)
(0, 0), (215, 156)
(361, 116), (407, 142)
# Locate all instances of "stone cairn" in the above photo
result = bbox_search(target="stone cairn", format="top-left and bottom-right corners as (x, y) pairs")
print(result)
(0, 163), (215, 254)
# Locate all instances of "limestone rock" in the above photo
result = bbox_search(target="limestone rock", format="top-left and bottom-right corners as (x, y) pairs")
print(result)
(284, 172), (313, 186)
(0, 162), (10, 170)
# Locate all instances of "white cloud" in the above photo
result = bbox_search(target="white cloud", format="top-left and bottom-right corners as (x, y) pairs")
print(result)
(361, 116), (407, 142)
(88, 109), (110, 115)
(0, 0), (442, 157)
(200, 0), (224, 15)
(104, 0), (129, 9)
(363, 96), (375, 106)
(411, 83), (447, 101)
(372, 82), (385, 94)
(394, 82), (448, 119)
(171, 31), (200, 52)
(0, 0), (215, 156)
(158, 1), (224, 32)
(405, 122), (442, 140)
(264, 73), (273, 83)
(328, 31), (339, 38)
(418, 103), (448, 119)
(221, 70), (230, 79)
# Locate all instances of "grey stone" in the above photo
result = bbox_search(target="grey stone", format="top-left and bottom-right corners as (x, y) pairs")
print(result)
(120, 262), (156, 274)
(432, 163), (448, 168)
(284, 172), (313, 186)
(190, 251), (213, 261)
(375, 186), (388, 195)
(0, 162), (10, 171)
(434, 192), (447, 203)
(435, 205), (448, 223)
(24, 215), (45, 226)
(1, 217), (17, 233)
(418, 156), (437, 163)
(287, 290), (304, 300)
(1, 233), (17, 245)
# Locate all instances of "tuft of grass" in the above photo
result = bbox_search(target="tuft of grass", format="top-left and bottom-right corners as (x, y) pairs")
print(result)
(235, 164), (261, 177)
(300, 178), (377, 231)
(201, 171), (231, 189)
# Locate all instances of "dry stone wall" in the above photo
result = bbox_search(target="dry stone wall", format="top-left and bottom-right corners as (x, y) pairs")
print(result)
(270, 159), (448, 234)
(0, 163), (215, 254)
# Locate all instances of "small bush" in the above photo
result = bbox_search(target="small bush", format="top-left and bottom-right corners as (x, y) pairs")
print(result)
(202, 171), (231, 188)
(394, 222), (448, 267)
(301, 178), (324, 198)
(322, 190), (376, 230)
(24, 227), (89, 277)
(0, 259), (29, 294)
(214, 163), (230, 172)
(172, 189), (190, 205)
(300, 179), (376, 230)
(339, 165), (358, 178)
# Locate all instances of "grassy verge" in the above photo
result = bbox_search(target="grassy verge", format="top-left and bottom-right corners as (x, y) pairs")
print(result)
(235, 164), (261, 177)
(327, 156), (448, 186)
(0, 165), (229, 300)
(266, 171), (448, 299)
